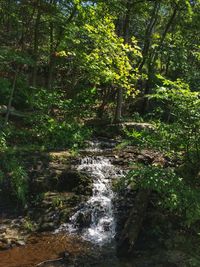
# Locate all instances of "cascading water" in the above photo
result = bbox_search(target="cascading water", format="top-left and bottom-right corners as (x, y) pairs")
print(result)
(57, 156), (123, 245)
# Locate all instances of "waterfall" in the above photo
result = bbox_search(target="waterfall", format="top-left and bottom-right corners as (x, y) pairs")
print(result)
(57, 156), (123, 245)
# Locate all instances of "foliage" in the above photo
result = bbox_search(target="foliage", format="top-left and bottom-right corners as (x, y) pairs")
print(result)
(23, 217), (35, 232)
(1, 127), (28, 206)
(31, 116), (91, 149)
(121, 76), (200, 232)
(0, 0), (200, 246)
(123, 164), (200, 226)
(149, 76), (200, 162)
(78, 16), (141, 94)
(0, 130), (7, 152)
(0, 152), (28, 205)
(26, 88), (92, 149)
(0, 48), (34, 107)
(124, 77), (200, 164)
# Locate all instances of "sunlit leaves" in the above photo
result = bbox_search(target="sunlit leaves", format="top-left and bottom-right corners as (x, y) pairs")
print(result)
(73, 12), (142, 94)
(149, 76), (200, 161)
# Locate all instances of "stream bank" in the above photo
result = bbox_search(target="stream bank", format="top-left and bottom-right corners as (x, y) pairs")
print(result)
(0, 139), (199, 267)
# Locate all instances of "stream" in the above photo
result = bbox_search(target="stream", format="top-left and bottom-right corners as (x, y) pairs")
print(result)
(54, 155), (129, 266)
(57, 156), (123, 244)
(0, 141), (185, 267)
(0, 143), (133, 267)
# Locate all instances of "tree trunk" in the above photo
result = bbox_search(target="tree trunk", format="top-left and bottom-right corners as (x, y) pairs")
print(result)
(114, 87), (123, 123)
(141, 3), (178, 114)
(47, 0), (78, 89)
(151, 3), (178, 65)
(32, 1), (41, 88)
(97, 87), (111, 119)
(47, 20), (54, 90)
(138, 1), (160, 71)
(114, 0), (131, 122)
(4, 70), (18, 126)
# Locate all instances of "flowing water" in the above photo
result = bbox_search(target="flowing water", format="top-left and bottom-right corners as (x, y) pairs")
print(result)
(0, 141), (185, 266)
(0, 145), (134, 267)
(57, 156), (124, 245)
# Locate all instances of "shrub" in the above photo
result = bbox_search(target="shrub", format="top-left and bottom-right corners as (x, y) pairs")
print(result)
(0, 151), (28, 206)
(123, 165), (200, 226)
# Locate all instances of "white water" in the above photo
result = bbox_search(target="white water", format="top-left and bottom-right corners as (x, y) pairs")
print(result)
(57, 156), (123, 245)
(83, 139), (117, 153)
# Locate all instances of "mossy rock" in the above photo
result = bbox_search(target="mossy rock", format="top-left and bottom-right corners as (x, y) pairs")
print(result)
(56, 170), (92, 195)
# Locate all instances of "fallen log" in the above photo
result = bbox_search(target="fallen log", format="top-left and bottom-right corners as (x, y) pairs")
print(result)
(117, 189), (151, 255)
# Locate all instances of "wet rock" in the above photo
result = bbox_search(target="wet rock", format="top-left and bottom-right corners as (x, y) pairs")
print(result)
(0, 241), (6, 250)
(56, 170), (92, 194)
(137, 154), (151, 164)
(0, 217), (29, 251)
(60, 208), (71, 222)
(15, 240), (26, 246)
(102, 221), (110, 231)
(76, 211), (92, 228)
(39, 222), (56, 231)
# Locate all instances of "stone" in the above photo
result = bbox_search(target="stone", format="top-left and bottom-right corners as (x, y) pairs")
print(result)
(76, 211), (92, 228)
(103, 222), (110, 231)
(15, 240), (26, 246)
(0, 241), (7, 250)
(39, 222), (55, 231)
(56, 170), (92, 193)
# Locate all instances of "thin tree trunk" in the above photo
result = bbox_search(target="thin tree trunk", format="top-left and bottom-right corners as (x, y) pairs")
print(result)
(47, 1), (78, 89)
(165, 55), (171, 76)
(138, 1), (160, 71)
(32, 1), (41, 87)
(141, 4), (178, 114)
(114, 0), (131, 123)
(6, 0), (11, 33)
(47, 19), (54, 89)
(4, 70), (18, 126)
(114, 87), (123, 123)
(151, 4), (178, 65)
(97, 87), (111, 119)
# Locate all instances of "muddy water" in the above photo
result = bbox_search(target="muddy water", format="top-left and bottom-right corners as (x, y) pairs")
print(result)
(0, 234), (90, 267)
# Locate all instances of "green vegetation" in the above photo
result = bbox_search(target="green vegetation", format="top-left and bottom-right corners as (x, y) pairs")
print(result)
(0, 0), (200, 259)
(0, 149), (28, 206)
(122, 78), (200, 229)
(122, 165), (200, 227)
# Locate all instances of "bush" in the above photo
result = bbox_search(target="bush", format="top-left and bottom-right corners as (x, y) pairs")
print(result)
(21, 87), (93, 149)
(0, 149), (28, 206)
(31, 116), (92, 148)
(123, 165), (200, 226)
(149, 76), (200, 163)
